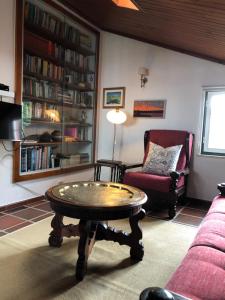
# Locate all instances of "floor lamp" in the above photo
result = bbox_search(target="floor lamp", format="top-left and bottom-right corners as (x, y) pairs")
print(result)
(106, 108), (127, 161)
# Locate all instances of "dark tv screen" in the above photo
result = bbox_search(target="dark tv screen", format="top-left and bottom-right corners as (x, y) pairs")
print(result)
(0, 101), (22, 141)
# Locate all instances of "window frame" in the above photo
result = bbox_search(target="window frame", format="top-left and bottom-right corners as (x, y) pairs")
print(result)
(201, 86), (225, 157)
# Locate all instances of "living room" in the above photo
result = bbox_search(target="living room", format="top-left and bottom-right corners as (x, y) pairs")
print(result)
(1, 0), (225, 299)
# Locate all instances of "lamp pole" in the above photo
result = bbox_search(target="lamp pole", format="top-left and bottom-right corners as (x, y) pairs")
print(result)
(112, 123), (116, 161)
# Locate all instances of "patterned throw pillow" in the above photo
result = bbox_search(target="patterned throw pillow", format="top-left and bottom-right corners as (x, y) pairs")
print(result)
(142, 142), (183, 176)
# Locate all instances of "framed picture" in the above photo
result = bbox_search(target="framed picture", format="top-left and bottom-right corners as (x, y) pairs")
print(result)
(103, 87), (125, 108)
(133, 100), (166, 118)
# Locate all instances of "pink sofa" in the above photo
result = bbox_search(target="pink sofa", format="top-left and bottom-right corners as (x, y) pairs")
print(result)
(140, 184), (225, 300)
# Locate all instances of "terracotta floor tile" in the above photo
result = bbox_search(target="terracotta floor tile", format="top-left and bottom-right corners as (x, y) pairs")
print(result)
(5, 205), (27, 213)
(34, 202), (52, 212)
(26, 199), (47, 207)
(180, 207), (207, 218)
(12, 207), (47, 220)
(173, 214), (203, 227)
(0, 215), (24, 230)
(0, 231), (6, 236)
(148, 206), (183, 219)
(5, 221), (32, 233)
(32, 212), (53, 222)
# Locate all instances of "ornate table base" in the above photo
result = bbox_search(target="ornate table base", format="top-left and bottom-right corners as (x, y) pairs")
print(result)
(49, 209), (146, 281)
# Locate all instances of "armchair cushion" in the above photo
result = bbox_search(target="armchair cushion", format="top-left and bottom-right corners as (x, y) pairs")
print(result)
(123, 171), (185, 193)
(142, 142), (183, 176)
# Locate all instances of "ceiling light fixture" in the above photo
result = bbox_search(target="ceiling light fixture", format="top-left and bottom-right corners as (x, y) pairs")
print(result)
(112, 0), (139, 11)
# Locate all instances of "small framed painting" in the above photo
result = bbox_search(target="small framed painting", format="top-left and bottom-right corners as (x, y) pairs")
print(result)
(103, 87), (125, 108)
(133, 100), (166, 118)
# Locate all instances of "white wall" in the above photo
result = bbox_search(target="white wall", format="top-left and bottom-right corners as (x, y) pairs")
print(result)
(98, 31), (225, 201)
(0, 0), (95, 206)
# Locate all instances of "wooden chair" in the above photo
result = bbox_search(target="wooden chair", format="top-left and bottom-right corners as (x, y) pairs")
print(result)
(120, 130), (194, 218)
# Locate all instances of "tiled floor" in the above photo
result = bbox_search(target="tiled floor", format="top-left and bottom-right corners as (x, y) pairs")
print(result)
(0, 199), (53, 236)
(0, 198), (212, 237)
(148, 199), (211, 227)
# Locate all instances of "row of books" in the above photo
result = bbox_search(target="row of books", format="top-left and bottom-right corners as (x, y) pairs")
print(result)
(23, 77), (57, 99)
(23, 101), (60, 122)
(24, 1), (92, 50)
(24, 32), (95, 72)
(21, 146), (57, 172)
(23, 77), (94, 106)
(24, 53), (64, 81)
(56, 44), (93, 71)
(60, 153), (89, 167)
(24, 53), (95, 88)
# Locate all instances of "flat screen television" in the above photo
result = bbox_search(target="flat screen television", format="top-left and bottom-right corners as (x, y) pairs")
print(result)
(0, 101), (22, 141)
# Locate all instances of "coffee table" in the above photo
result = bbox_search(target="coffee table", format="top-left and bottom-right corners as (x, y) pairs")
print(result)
(45, 181), (147, 280)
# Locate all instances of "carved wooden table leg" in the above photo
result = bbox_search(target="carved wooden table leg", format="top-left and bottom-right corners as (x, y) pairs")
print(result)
(129, 208), (146, 261)
(76, 220), (98, 281)
(95, 209), (146, 261)
(49, 213), (64, 247)
(49, 213), (80, 247)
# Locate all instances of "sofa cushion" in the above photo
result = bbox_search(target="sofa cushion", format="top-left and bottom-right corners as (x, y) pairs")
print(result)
(190, 212), (225, 252)
(123, 171), (184, 193)
(166, 246), (225, 300)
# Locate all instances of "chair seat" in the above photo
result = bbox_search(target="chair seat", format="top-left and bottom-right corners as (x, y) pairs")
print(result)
(123, 171), (184, 193)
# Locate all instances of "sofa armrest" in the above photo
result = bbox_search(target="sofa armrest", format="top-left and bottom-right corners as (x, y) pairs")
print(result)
(139, 287), (190, 300)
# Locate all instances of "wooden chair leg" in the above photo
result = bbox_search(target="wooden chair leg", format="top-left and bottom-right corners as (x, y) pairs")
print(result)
(168, 194), (178, 219)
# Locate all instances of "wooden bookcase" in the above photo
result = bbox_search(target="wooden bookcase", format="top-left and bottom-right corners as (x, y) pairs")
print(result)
(13, 0), (99, 182)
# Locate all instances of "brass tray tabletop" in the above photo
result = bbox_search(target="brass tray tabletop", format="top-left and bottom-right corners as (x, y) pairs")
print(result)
(49, 181), (147, 208)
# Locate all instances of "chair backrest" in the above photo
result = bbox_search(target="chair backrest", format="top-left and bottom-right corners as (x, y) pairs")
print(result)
(144, 130), (194, 170)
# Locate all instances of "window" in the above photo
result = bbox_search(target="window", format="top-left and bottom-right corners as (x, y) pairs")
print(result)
(201, 88), (225, 156)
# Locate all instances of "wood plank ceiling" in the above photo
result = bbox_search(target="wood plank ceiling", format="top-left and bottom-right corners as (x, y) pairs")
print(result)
(61, 0), (225, 65)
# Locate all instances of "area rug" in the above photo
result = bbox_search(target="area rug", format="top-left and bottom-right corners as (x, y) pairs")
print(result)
(0, 216), (197, 300)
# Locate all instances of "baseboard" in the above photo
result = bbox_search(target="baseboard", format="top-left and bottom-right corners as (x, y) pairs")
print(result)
(186, 197), (211, 203)
(0, 195), (45, 212)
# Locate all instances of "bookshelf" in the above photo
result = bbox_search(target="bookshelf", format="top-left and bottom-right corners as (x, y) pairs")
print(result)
(13, 0), (99, 182)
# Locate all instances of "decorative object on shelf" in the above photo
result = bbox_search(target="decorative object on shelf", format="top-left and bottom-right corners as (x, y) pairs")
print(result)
(80, 110), (87, 123)
(133, 100), (166, 118)
(106, 108), (127, 161)
(44, 108), (60, 122)
(38, 132), (53, 143)
(103, 87), (125, 108)
(51, 130), (62, 142)
(138, 67), (149, 88)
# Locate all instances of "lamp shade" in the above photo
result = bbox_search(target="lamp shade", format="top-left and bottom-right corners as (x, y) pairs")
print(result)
(106, 109), (127, 124)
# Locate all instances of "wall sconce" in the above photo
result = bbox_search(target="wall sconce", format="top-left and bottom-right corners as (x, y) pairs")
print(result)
(138, 67), (149, 88)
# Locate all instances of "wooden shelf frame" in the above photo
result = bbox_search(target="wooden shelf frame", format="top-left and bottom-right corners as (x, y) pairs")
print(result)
(13, 0), (99, 182)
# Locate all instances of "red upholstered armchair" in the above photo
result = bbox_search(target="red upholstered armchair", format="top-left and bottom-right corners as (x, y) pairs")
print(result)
(120, 130), (194, 218)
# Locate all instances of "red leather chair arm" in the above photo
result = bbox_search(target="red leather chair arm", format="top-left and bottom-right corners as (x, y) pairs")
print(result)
(121, 162), (143, 170)
(170, 168), (189, 179)
(118, 163), (143, 183)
